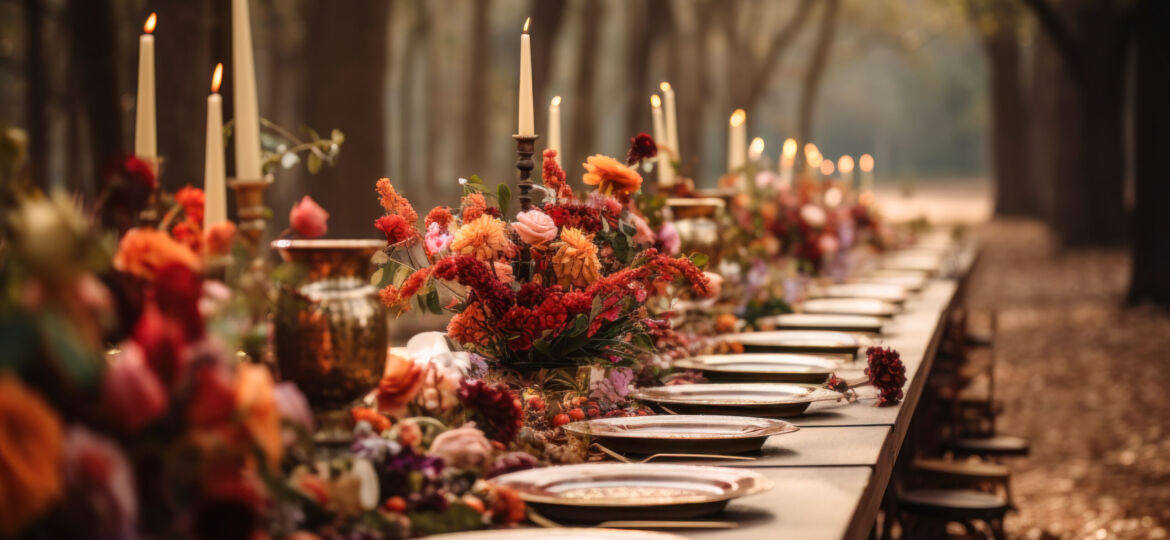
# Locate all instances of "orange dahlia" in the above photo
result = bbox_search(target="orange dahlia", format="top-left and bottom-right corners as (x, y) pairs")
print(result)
(113, 227), (202, 280)
(582, 154), (643, 196)
(451, 215), (512, 262)
(552, 227), (601, 288)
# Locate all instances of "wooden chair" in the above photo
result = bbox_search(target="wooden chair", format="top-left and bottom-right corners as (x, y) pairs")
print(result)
(897, 488), (1010, 539)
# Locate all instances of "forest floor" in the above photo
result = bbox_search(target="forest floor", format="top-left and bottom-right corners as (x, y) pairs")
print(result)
(963, 219), (1170, 539)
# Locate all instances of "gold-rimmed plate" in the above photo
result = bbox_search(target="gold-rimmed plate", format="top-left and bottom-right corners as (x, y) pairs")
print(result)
(491, 463), (772, 522)
(674, 354), (837, 383)
(819, 283), (909, 303)
(724, 330), (860, 355)
(564, 414), (798, 455)
(880, 252), (945, 273)
(631, 383), (845, 417)
(802, 298), (900, 317)
(851, 273), (928, 292)
(429, 529), (686, 540)
(760, 313), (885, 333)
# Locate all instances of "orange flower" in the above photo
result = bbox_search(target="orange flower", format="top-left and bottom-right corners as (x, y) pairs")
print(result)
(451, 215), (512, 262)
(203, 221), (237, 256)
(234, 364), (283, 470)
(461, 192), (488, 222)
(0, 376), (64, 536)
(488, 484), (527, 524)
(448, 301), (491, 348)
(582, 154), (643, 196)
(552, 227), (601, 288)
(114, 227), (202, 280)
(375, 352), (426, 418)
(714, 313), (739, 334)
(375, 178), (419, 224)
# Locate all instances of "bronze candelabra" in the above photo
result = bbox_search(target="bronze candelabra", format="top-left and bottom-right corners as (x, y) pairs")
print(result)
(512, 133), (539, 281)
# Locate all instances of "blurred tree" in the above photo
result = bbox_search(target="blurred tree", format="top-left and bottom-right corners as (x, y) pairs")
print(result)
(65, 0), (122, 196)
(796, 0), (841, 168)
(567, 0), (603, 169)
(302, 0), (390, 237)
(463, 0), (491, 175)
(155, 0), (215, 192)
(622, 0), (670, 142)
(1128, 0), (1170, 308)
(965, 0), (1035, 216)
(719, 0), (816, 111)
(1019, 0), (1141, 246)
(531, 0), (569, 137)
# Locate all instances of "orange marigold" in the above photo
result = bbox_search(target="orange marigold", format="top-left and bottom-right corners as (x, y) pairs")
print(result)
(552, 227), (601, 288)
(375, 178), (419, 224)
(582, 154), (643, 196)
(113, 227), (202, 280)
(448, 301), (491, 348)
(451, 215), (512, 262)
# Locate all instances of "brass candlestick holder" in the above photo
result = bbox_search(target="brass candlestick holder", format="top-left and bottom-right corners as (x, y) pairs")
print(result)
(512, 133), (539, 281)
(137, 156), (165, 228)
(228, 175), (275, 254)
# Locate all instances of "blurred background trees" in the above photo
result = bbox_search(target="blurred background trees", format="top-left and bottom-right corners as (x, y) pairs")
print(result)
(1, 0), (1167, 305)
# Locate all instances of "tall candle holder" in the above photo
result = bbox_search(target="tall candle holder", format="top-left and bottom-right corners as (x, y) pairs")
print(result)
(512, 133), (539, 281)
(229, 175), (274, 254)
(137, 157), (165, 227)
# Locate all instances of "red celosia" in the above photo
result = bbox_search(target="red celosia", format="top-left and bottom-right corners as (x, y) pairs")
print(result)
(432, 255), (514, 316)
(458, 380), (524, 444)
(499, 306), (538, 351)
(398, 268), (432, 299)
(375, 214), (415, 246)
(379, 284), (404, 310)
(462, 193), (488, 222)
(865, 346), (906, 406)
(543, 201), (603, 233)
(424, 206), (453, 229)
(541, 149), (572, 199)
(376, 178), (419, 224)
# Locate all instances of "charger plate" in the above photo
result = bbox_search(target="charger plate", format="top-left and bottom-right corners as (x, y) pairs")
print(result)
(674, 353), (837, 383)
(563, 414), (798, 455)
(760, 313), (885, 333)
(850, 273), (927, 292)
(802, 298), (900, 317)
(724, 330), (860, 355)
(819, 283), (908, 303)
(631, 383), (845, 418)
(491, 463), (772, 522)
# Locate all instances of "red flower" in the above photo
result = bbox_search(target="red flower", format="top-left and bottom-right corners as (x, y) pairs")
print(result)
(424, 206), (454, 229)
(102, 343), (168, 432)
(175, 185), (205, 225)
(153, 262), (204, 341)
(131, 303), (187, 387)
(499, 306), (537, 351)
(625, 133), (657, 166)
(171, 220), (202, 253)
(375, 214), (414, 246)
(458, 380), (523, 444)
(289, 196), (329, 238)
(865, 346), (906, 406)
(432, 255), (514, 316)
(541, 149), (572, 200)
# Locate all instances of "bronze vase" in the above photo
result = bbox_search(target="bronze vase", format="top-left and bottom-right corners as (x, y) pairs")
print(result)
(271, 239), (387, 411)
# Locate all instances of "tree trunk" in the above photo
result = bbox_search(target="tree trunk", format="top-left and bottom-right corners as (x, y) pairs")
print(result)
(623, 0), (668, 142)
(462, 0), (491, 175)
(1127, 0), (1170, 307)
(985, 27), (1035, 216)
(530, 0), (569, 137)
(65, 0), (122, 196)
(795, 0), (841, 169)
(567, 0), (603, 172)
(155, 0), (215, 191)
(301, 0), (390, 238)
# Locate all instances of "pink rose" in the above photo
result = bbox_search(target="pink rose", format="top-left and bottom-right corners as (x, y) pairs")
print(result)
(289, 196), (329, 238)
(429, 423), (493, 471)
(274, 382), (315, 433)
(511, 210), (558, 246)
(658, 222), (681, 255)
(424, 222), (453, 254)
(102, 343), (168, 432)
(703, 272), (724, 299)
(628, 213), (656, 245)
(493, 261), (514, 284)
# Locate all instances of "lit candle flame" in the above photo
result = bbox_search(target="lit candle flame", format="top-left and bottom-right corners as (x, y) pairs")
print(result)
(819, 160), (835, 176)
(211, 62), (223, 93)
(523, 17), (530, 33)
(749, 137), (765, 161)
(660, 81), (672, 92)
(837, 155), (854, 174)
(859, 153), (874, 172)
(782, 138), (797, 158)
(825, 187), (843, 207)
(807, 151), (823, 169)
(551, 95), (561, 107)
(729, 109), (746, 127)
(144, 12), (157, 34)
(650, 94), (661, 108)
(804, 142), (818, 159)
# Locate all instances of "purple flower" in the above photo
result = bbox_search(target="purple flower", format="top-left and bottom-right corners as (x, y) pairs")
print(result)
(274, 382), (315, 434)
(658, 222), (681, 255)
(590, 366), (634, 405)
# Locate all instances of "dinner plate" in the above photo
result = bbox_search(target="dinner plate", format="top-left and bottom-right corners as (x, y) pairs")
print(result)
(630, 383), (845, 417)
(851, 273), (927, 292)
(820, 283), (908, 303)
(760, 313), (885, 333)
(880, 252), (945, 273)
(724, 330), (860, 355)
(429, 529), (686, 540)
(563, 414), (798, 455)
(802, 298), (900, 317)
(491, 463), (772, 522)
(674, 353), (837, 383)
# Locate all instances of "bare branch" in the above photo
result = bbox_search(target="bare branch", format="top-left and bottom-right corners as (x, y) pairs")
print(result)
(743, 0), (817, 107)
(1018, 0), (1080, 76)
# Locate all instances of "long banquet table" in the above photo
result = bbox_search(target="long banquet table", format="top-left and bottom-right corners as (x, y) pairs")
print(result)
(673, 247), (978, 540)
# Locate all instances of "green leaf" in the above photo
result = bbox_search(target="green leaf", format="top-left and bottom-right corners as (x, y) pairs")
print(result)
(370, 268), (384, 287)
(307, 152), (323, 174)
(689, 252), (710, 268)
(497, 183), (512, 216)
(424, 289), (442, 314)
(468, 174), (485, 185)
